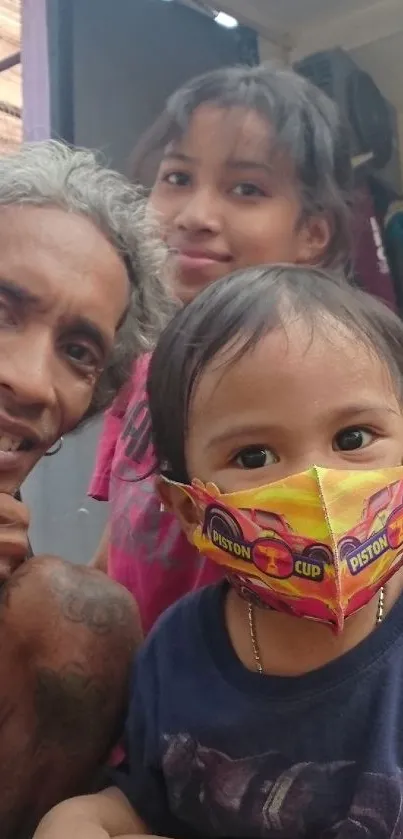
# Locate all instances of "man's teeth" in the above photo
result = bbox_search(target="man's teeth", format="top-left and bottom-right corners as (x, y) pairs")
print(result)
(0, 435), (22, 452)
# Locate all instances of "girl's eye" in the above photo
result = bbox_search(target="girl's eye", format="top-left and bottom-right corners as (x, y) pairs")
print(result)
(235, 446), (277, 469)
(162, 171), (191, 188)
(231, 182), (266, 198)
(333, 427), (374, 452)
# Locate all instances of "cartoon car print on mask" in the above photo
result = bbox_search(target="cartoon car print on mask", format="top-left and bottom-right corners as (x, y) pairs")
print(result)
(338, 481), (403, 573)
(204, 503), (330, 581)
(179, 470), (403, 631)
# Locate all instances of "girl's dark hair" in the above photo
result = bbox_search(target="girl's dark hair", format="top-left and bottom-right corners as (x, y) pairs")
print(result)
(131, 64), (353, 268)
(147, 264), (403, 483)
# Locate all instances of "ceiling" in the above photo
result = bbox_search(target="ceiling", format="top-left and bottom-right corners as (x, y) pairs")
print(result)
(222, 0), (381, 31)
(214, 0), (403, 110)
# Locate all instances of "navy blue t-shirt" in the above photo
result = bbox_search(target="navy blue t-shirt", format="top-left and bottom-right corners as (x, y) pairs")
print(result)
(114, 581), (403, 838)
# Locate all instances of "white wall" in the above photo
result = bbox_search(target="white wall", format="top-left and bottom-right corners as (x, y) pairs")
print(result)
(258, 35), (286, 64)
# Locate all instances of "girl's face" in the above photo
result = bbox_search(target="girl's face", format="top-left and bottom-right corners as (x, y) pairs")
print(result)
(149, 105), (330, 304)
(184, 320), (403, 493)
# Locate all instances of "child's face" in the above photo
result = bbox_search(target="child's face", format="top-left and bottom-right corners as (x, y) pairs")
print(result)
(149, 105), (330, 304)
(185, 319), (403, 492)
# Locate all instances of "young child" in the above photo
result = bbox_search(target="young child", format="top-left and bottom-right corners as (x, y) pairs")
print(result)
(90, 63), (353, 635)
(36, 265), (403, 838)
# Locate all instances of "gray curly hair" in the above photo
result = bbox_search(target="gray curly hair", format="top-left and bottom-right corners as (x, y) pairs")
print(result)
(0, 139), (175, 423)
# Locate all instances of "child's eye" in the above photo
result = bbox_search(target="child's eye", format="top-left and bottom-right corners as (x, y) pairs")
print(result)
(235, 446), (277, 469)
(231, 182), (266, 198)
(333, 427), (374, 451)
(161, 171), (191, 187)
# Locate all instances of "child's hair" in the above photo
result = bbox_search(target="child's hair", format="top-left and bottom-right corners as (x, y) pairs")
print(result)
(131, 64), (353, 268)
(147, 265), (403, 483)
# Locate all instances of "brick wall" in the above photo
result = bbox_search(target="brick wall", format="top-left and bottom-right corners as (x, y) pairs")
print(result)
(0, 0), (21, 153)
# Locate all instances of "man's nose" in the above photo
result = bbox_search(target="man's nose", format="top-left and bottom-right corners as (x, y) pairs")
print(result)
(175, 187), (222, 234)
(0, 335), (57, 410)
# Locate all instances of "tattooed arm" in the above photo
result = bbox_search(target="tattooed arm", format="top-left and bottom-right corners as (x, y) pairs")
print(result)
(0, 555), (142, 839)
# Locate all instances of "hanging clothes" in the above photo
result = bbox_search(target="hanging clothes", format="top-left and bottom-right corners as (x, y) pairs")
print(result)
(352, 182), (398, 312)
(384, 200), (403, 314)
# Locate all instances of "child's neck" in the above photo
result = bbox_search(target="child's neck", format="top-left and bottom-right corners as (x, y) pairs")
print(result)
(225, 570), (403, 677)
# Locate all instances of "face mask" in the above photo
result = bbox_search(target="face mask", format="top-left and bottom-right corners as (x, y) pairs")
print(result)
(167, 465), (403, 633)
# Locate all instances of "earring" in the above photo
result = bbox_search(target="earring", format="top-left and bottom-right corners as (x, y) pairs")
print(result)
(45, 437), (64, 457)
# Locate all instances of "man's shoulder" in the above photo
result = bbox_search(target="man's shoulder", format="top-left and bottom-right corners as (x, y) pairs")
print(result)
(1, 556), (142, 650)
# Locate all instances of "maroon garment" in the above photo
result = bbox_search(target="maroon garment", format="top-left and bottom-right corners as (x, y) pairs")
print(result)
(353, 184), (397, 311)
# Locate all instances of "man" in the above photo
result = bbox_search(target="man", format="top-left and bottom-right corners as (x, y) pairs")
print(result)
(0, 140), (173, 838)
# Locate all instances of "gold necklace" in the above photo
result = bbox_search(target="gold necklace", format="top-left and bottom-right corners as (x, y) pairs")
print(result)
(247, 587), (385, 675)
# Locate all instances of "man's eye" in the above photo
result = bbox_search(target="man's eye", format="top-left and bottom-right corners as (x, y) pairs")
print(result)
(64, 343), (99, 368)
(162, 171), (191, 187)
(333, 427), (374, 451)
(231, 182), (266, 198)
(0, 300), (16, 326)
(235, 446), (277, 469)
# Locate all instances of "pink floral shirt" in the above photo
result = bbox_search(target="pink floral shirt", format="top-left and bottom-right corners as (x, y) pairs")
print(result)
(89, 354), (223, 634)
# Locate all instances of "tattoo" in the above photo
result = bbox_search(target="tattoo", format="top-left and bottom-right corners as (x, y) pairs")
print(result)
(0, 665), (115, 839)
(0, 561), (134, 839)
(33, 662), (110, 754)
(0, 696), (17, 731)
(50, 569), (134, 635)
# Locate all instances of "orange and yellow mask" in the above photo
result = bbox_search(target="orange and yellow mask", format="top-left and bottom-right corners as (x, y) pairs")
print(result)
(166, 466), (403, 633)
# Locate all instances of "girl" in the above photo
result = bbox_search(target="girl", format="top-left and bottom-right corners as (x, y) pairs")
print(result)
(36, 265), (403, 838)
(90, 63), (353, 634)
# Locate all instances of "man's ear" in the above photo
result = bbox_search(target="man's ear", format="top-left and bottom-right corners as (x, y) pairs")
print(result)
(157, 477), (199, 542)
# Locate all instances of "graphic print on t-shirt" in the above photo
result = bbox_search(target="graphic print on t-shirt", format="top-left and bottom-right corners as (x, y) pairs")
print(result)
(119, 397), (153, 468)
(109, 376), (206, 570)
(110, 392), (181, 562)
(97, 357), (224, 632)
(161, 733), (402, 837)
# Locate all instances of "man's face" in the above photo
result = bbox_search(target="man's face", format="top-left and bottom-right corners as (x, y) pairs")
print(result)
(0, 204), (129, 493)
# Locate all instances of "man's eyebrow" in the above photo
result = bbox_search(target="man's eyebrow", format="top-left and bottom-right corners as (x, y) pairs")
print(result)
(0, 279), (111, 355)
(0, 277), (41, 306)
